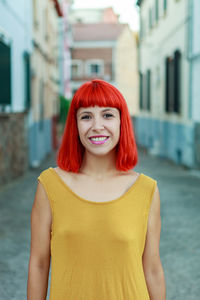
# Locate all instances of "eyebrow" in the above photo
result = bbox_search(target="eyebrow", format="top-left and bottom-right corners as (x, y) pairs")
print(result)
(79, 108), (115, 116)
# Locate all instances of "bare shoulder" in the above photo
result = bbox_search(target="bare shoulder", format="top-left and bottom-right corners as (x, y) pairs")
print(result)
(127, 169), (140, 177)
(147, 185), (161, 234)
(150, 184), (160, 214)
(53, 166), (74, 177)
(33, 180), (52, 218)
(118, 169), (140, 181)
(114, 170), (141, 192)
(52, 166), (77, 185)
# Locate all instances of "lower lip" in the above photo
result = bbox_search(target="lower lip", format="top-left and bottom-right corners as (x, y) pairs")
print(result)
(89, 137), (109, 145)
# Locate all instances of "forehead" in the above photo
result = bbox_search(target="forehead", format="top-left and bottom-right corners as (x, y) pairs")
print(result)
(77, 106), (119, 114)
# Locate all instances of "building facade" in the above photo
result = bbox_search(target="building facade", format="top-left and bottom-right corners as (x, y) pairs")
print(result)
(115, 26), (139, 117)
(69, 7), (125, 95)
(59, 0), (72, 99)
(70, 22), (125, 94)
(69, 7), (119, 24)
(136, 0), (197, 168)
(188, 0), (200, 168)
(29, 0), (62, 167)
(0, 0), (32, 185)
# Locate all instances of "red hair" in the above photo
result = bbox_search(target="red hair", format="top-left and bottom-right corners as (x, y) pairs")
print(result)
(57, 79), (138, 172)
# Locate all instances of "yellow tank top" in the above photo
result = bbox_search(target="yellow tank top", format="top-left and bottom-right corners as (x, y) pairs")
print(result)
(38, 167), (157, 300)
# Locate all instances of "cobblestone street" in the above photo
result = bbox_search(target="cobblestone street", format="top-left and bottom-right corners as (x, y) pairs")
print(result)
(0, 149), (199, 300)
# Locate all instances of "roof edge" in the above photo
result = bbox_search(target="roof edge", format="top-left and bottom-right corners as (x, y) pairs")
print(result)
(52, 0), (63, 17)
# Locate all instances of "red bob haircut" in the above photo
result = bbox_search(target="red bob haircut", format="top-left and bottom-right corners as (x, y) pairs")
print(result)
(57, 79), (138, 172)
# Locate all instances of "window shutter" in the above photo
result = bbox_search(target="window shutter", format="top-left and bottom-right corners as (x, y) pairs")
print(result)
(139, 72), (143, 110)
(24, 51), (31, 109)
(0, 40), (11, 106)
(147, 69), (151, 111)
(165, 57), (169, 112)
(174, 50), (181, 113)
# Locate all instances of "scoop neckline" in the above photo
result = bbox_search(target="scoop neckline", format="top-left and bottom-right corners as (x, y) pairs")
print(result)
(49, 167), (143, 205)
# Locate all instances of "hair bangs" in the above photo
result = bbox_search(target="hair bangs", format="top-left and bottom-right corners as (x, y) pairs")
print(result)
(73, 80), (123, 111)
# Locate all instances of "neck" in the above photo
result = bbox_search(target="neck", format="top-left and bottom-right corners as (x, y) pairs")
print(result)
(79, 149), (118, 180)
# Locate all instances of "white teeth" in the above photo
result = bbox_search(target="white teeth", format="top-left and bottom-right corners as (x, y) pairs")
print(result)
(90, 137), (108, 141)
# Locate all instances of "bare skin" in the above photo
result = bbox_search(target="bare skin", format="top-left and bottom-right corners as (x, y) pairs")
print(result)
(27, 106), (166, 299)
(143, 185), (166, 299)
(27, 181), (51, 300)
(53, 167), (140, 202)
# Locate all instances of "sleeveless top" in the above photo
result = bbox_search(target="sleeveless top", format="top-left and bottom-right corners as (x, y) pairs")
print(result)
(37, 167), (157, 300)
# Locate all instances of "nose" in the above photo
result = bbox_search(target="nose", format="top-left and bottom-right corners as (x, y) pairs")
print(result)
(92, 116), (104, 130)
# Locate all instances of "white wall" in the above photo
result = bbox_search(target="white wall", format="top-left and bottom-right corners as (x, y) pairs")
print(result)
(139, 0), (190, 123)
(191, 0), (200, 122)
(0, 0), (33, 112)
(69, 8), (103, 24)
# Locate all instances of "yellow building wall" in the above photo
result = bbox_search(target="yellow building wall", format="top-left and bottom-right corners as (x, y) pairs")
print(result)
(115, 26), (139, 117)
(31, 0), (59, 122)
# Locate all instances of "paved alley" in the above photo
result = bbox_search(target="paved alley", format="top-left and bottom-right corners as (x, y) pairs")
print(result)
(0, 149), (199, 300)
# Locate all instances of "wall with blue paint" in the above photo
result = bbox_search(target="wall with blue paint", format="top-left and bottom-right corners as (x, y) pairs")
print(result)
(134, 116), (195, 168)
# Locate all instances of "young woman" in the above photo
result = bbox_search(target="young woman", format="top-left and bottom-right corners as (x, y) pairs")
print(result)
(27, 79), (166, 300)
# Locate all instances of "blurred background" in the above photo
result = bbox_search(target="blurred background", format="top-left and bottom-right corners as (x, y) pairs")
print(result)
(0, 0), (200, 299)
(0, 0), (200, 184)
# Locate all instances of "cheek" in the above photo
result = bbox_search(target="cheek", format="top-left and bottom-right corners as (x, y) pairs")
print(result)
(115, 120), (121, 133)
(77, 122), (90, 137)
(116, 125), (121, 140)
(109, 121), (120, 139)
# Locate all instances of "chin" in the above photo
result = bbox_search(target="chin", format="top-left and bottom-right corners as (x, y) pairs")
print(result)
(88, 147), (117, 157)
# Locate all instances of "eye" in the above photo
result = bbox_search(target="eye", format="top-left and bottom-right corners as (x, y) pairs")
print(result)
(81, 115), (91, 120)
(104, 113), (113, 118)
(81, 115), (90, 119)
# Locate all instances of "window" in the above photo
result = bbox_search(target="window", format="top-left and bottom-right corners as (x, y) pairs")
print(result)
(33, 0), (38, 29)
(0, 39), (11, 106)
(152, 6), (155, 27)
(149, 8), (153, 29)
(85, 60), (104, 77)
(44, 8), (48, 41)
(168, 57), (174, 111)
(164, 0), (167, 12)
(90, 64), (99, 74)
(71, 65), (78, 77)
(71, 60), (82, 78)
(139, 69), (151, 111)
(143, 73), (147, 110)
(165, 50), (181, 113)
(155, 0), (159, 22)
(147, 69), (151, 111)
(174, 50), (181, 113)
(140, 17), (143, 39)
(139, 72), (143, 109)
(24, 51), (31, 109)
(140, 17), (145, 39)
(39, 80), (44, 130)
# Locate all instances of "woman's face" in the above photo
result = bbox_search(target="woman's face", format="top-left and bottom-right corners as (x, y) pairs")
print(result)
(76, 106), (120, 156)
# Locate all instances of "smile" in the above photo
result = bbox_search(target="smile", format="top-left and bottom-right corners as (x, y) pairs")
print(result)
(89, 136), (109, 145)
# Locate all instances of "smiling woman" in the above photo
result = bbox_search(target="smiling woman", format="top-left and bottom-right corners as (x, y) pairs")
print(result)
(57, 79), (137, 172)
(27, 79), (166, 300)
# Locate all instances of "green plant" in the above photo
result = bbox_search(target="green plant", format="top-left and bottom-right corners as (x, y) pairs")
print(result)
(59, 95), (71, 125)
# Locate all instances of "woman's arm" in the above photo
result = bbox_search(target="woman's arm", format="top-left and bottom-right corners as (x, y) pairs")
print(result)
(142, 185), (166, 300)
(27, 181), (52, 300)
